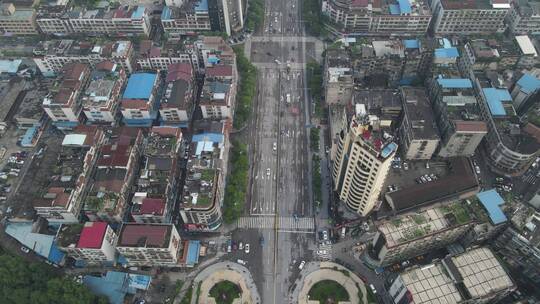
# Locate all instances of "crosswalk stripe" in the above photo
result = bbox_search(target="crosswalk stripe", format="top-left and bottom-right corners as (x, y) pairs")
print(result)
(237, 216), (314, 230)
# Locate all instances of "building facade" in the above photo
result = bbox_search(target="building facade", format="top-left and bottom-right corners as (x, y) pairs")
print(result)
(57, 222), (117, 264)
(120, 73), (160, 127)
(324, 49), (354, 105)
(0, 3), (37, 35)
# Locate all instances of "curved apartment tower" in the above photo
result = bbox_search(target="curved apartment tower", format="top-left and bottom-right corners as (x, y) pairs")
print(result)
(332, 109), (397, 215)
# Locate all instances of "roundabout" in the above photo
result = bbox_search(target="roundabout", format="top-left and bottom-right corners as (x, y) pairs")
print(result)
(294, 261), (370, 304)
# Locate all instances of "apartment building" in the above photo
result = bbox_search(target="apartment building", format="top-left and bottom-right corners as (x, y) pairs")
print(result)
(387, 247), (514, 304)
(160, 63), (195, 127)
(398, 87), (440, 160)
(430, 0), (511, 34)
(507, 0), (540, 34)
(428, 77), (487, 157)
(179, 121), (230, 231)
(494, 209), (540, 285)
(460, 39), (521, 74)
(322, 0), (432, 34)
(33, 126), (103, 223)
(0, 2), (37, 35)
(37, 5), (150, 37)
(161, 1), (211, 38)
(476, 81), (540, 176)
(511, 73), (540, 114)
(57, 222), (117, 265)
(84, 127), (143, 222)
(135, 40), (197, 71)
(116, 223), (182, 267)
(33, 39), (134, 77)
(131, 127), (182, 223)
(324, 49), (353, 105)
(515, 35), (540, 69)
(199, 79), (234, 120)
(42, 63), (90, 130)
(332, 105), (397, 216)
(367, 201), (474, 267)
(82, 61), (126, 125)
(120, 72), (160, 127)
(198, 36), (236, 68)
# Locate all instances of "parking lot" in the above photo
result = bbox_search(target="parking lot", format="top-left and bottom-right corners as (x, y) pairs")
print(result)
(383, 158), (450, 193)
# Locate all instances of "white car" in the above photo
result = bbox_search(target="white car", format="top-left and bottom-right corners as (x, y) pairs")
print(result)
(245, 243), (250, 253)
(273, 142), (277, 151)
(20, 246), (30, 254)
(370, 284), (377, 294)
(475, 166), (481, 174)
(237, 259), (247, 265)
(298, 260), (306, 270)
(317, 250), (327, 255)
(322, 230), (329, 241)
(266, 168), (271, 176)
(239, 242), (244, 250)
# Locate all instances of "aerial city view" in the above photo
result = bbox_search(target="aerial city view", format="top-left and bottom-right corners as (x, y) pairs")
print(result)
(0, 0), (540, 303)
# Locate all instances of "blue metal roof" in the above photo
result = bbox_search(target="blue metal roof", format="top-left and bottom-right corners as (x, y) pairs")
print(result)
(122, 73), (157, 100)
(434, 47), (459, 58)
(21, 126), (38, 147)
(517, 74), (540, 94)
(482, 88), (512, 116)
(127, 273), (152, 290)
(403, 39), (420, 49)
(192, 133), (224, 143)
(186, 240), (201, 266)
(398, 0), (412, 14)
(476, 189), (507, 225)
(161, 6), (171, 20)
(83, 272), (131, 304)
(381, 142), (397, 159)
(195, 0), (208, 11)
(442, 38), (452, 49)
(437, 78), (472, 89)
(5, 222), (63, 264)
(389, 4), (400, 14)
(48, 243), (65, 264)
(131, 6), (145, 19)
(0, 59), (21, 73)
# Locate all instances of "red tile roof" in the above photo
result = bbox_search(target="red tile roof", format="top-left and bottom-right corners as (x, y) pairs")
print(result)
(151, 126), (181, 138)
(119, 224), (170, 247)
(138, 198), (165, 215)
(72, 125), (100, 146)
(166, 63), (193, 82)
(121, 99), (150, 109)
(95, 61), (116, 72)
(97, 144), (131, 167)
(352, 0), (369, 7)
(206, 65), (233, 78)
(455, 121), (488, 133)
(77, 222), (108, 249)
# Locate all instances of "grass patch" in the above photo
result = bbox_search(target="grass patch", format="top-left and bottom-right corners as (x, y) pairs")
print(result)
(233, 46), (257, 129)
(209, 281), (241, 304)
(308, 280), (349, 304)
(179, 285), (193, 304)
(245, 0), (264, 32)
(310, 127), (320, 151)
(307, 60), (324, 118)
(223, 140), (249, 223)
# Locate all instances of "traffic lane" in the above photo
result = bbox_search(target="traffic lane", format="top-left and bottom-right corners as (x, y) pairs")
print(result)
(230, 229), (267, 291)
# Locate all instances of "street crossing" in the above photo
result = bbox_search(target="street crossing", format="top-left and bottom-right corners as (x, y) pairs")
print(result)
(316, 243), (332, 260)
(237, 216), (314, 231)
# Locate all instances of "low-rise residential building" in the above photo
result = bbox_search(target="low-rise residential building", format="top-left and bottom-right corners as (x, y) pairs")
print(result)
(324, 49), (353, 105)
(507, 0), (540, 35)
(120, 72), (160, 127)
(56, 222), (117, 265)
(37, 4), (150, 37)
(161, 2), (211, 38)
(322, 0), (432, 34)
(511, 73), (540, 114)
(179, 121), (229, 231)
(135, 40), (197, 71)
(84, 127), (143, 222)
(0, 2), (37, 35)
(131, 127), (182, 223)
(199, 79), (234, 120)
(116, 223), (182, 267)
(515, 35), (540, 68)
(42, 63), (91, 130)
(428, 77), (487, 157)
(459, 38), (521, 75)
(430, 0), (511, 34)
(398, 87), (440, 160)
(367, 200), (475, 267)
(34, 126), (104, 223)
(332, 105), (398, 216)
(82, 61), (126, 125)
(33, 39), (134, 77)
(387, 247), (515, 304)
(477, 84), (540, 176)
(160, 63), (195, 127)
(197, 36), (236, 68)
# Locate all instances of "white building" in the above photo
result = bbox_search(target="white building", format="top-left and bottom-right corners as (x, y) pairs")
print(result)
(57, 222), (117, 264)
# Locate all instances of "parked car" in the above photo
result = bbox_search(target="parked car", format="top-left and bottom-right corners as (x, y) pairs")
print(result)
(239, 242), (244, 250)
(245, 243), (250, 254)
(237, 259), (247, 265)
(298, 260), (306, 270)
(403, 162), (409, 170)
(322, 230), (328, 241)
(316, 250), (327, 255)
(20, 246), (30, 254)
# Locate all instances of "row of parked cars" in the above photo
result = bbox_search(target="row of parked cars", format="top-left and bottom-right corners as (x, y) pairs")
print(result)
(416, 173), (438, 184)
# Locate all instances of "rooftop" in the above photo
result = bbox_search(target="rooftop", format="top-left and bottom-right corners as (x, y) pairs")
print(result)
(400, 87), (439, 140)
(476, 189), (507, 225)
(200, 80), (232, 106)
(161, 79), (191, 109)
(33, 39), (132, 59)
(378, 201), (472, 247)
(43, 63), (89, 106)
(77, 222), (108, 249)
(206, 65), (233, 78)
(117, 223), (172, 248)
(399, 247), (513, 303)
(122, 73), (157, 100)
(144, 127), (181, 157)
(82, 63), (123, 108)
(385, 158), (479, 213)
(37, 3), (147, 21)
(132, 198), (166, 216)
(440, 0), (509, 10)
(516, 73), (540, 94)
(434, 47), (459, 59)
